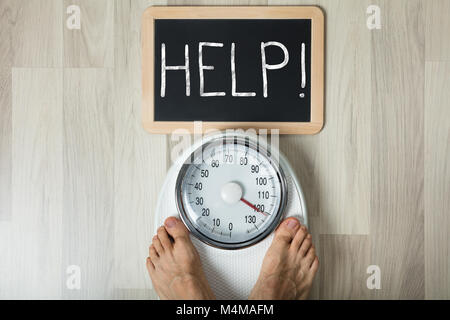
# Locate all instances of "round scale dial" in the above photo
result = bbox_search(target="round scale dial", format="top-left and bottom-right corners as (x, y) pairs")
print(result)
(175, 136), (287, 249)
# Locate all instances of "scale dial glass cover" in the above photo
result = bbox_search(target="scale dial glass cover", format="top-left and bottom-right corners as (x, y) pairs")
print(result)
(175, 137), (288, 249)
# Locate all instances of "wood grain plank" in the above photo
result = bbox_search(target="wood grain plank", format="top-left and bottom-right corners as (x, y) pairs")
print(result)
(13, 0), (62, 67)
(319, 235), (370, 299)
(113, 0), (167, 291)
(279, 136), (320, 220)
(168, 0), (268, 5)
(113, 288), (159, 300)
(0, 68), (63, 299)
(317, 0), (371, 235)
(62, 69), (114, 299)
(0, 0), (14, 64)
(0, 1), (14, 221)
(1, 0), (15, 221)
(424, 62), (450, 299)
(268, 0), (322, 5)
(63, 0), (114, 67)
(370, 0), (425, 299)
(0, 68), (11, 221)
(425, 0), (450, 61)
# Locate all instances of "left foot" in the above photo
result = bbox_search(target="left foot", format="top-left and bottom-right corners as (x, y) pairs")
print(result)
(146, 217), (215, 300)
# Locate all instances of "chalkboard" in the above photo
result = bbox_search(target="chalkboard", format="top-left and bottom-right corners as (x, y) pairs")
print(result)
(142, 7), (324, 134)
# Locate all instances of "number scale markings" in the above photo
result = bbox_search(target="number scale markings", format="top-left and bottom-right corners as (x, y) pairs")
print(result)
(177, 138), (287, 249)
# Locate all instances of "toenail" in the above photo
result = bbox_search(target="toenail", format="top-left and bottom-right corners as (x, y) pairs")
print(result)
(307, 234), (312, 239)
(165, 218), (177, 228)
(286, 219), (299, 229)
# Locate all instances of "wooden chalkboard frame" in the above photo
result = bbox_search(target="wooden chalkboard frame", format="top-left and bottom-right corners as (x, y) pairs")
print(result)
(142, 6), (324, 134)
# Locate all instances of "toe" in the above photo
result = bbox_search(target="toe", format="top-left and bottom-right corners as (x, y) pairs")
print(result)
(157, 226), (173, 250)
(310, 256), (319, 274)
(152, 235), (164, 255)
(146, 257), (155, 272)
(164, 217), (190, 240)
(149, 245), (159, 261)
(291, 225), (307, 250)
(303, 256), (319, 285)
(302, 245), (316, 268)
(298, 234), (312, 257)
(272, 218), (300, 247)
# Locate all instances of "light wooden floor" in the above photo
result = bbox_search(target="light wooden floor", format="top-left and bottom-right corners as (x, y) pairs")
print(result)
(0, 0), (448, 299)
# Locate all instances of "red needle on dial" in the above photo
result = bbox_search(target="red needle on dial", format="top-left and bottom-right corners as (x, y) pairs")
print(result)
(240, 198), (269, 217)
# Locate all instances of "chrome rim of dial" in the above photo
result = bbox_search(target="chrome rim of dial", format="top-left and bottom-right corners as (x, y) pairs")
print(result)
(175, 136), (288, 249)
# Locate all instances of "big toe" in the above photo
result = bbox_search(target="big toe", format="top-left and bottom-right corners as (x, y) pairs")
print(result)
(272, 218), (300, 247)
(164, 217), (190, 240)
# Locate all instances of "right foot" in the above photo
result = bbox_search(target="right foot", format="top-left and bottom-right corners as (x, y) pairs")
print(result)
(249, 218), (319, 300)
(146, 217), (215, 300)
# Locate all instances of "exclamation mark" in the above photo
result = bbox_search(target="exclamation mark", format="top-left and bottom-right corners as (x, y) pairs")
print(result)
(299, 42), (306, 98)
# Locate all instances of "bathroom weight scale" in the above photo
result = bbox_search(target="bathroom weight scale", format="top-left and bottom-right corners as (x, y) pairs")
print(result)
(154, 131), (308, 299)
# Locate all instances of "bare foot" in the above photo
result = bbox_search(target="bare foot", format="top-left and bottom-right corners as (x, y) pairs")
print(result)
(146, 217), (215, 300)
(249, 218), (319, 300)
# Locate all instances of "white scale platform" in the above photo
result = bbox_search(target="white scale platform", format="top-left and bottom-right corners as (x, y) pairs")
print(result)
(155, 132), (308, 299)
